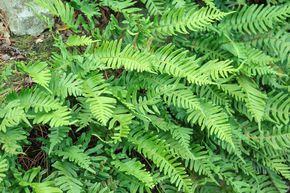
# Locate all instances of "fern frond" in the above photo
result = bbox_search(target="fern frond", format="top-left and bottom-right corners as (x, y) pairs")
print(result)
(0, 100), (29, 132)
(33, 106), (73, 127)
(222, 4), (290, 34)
(128, 129), (193, 193)
(50, 73), (83, 98)
(82, 75), (116, 125)
(238, 77), (267, 124)
(100, 0), (141, 15)
(18, 89), (62, 113)
(66, 35), (95, 47)
(187, 102), (233, 145)
(152, 7), (229, 37)
(154, 44), (212, 85)
(29, 182), (62, 193)
(48, 126), (71, 154)
(34, 0), (78, 30)
(18, 61), (51, 91)
(0, 156), (8, 184)
(52, 161), (83, 193)
(54, 145), (94, 173)
(95, 40), (154, 72)
(112, 158), (155, 188)
(109, 110), (134, 143)
(0, 128), (27, 155)
(264, 91), (289, 124)
(140, 0), (165, 15)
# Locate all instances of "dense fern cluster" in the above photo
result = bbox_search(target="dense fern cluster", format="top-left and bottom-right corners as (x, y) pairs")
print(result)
(0, 0), (289, 192)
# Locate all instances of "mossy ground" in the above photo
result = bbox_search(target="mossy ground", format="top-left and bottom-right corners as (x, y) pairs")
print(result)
(0, 32), (55, 101)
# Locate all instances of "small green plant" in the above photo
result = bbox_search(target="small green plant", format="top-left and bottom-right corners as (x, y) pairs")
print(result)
(0, 0), (289, 192)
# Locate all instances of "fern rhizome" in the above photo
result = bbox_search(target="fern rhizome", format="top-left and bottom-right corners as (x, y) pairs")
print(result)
(0, 0), (289, 192)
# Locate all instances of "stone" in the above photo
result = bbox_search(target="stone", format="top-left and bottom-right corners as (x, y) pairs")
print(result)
(0, 0), (51, 36)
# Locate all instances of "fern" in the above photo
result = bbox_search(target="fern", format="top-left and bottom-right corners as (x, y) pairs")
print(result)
(1, 0), (290, 192)
(152, 7), (229, 37)
(112, 158), (155, 188)
(0, 156), (8, 184)
(222, 4), (290, 34)
(54, 146), (94, 173)
(17, 61), (51, 91)
(128, 129), (193, 193)
(66, 35), (96, 47)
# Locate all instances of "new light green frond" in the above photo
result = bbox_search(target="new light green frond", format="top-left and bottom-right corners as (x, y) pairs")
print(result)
(238, 77), (267, 124)
(66, 35), (95, 47)
(34, 0), (78, 30)
(128, 129), (193, 193)
(95, 40), (154, 72)
(54, 146), (94, 173)
(82, 75), (116, 125)
(18, 61), (51, 91)
(30, 182), (62, 193)
(33, 106), (73, 127)
(18, 89), (62, 113)
(112, 158), (155, 188)
(152, 7), (229, 37)
(222, 4), (290, 34)
(0, 100), (29, 132)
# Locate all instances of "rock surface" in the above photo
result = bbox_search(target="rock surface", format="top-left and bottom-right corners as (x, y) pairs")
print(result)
(0, 0), (50, 36)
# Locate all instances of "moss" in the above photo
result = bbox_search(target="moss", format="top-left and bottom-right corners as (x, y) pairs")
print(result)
(13, 33), (56, 61)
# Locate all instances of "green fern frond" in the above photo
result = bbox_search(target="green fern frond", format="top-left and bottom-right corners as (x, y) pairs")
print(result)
(152, 7), (229, 37)
(34, 0), (78, 30)
(109, 110), (134, 143)
(82, 75), (116, 125)
(154, 44), (212, 85)
(52, 161), (83, 193)
(0, 156), (8, 184)
(112, 158), (155, 188)
(140, 0), (165, 15)
(0, 100), (29, 132)
(29, 182), (62, 193)
(18, 61), (51, 91)
(66, 35), (95, 47)
(18, 89), (62, 113)
(100, 0), (141, 15)
(33, 106), (73, 127)
(48, 126), (71, 154)
(238, 77), (267, 124)
(50, 73), (83, 98)
(95, 40), (154, 72)
(128, 129), (193, 193)
(187, 102), (233, 145)
(0, 128), (27, 155)
(222, 4), (290, 34)
(264, 91), (289, 124)
(54, 146), (94, 174)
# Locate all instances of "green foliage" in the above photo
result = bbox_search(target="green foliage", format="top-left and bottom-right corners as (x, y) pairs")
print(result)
(1, 0), (289, 192)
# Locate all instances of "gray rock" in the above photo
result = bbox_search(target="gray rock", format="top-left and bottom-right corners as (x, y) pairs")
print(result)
(0, 0), (51, 36)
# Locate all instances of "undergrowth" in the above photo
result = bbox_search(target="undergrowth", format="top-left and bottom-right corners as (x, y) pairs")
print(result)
(0, 0), (289, 192)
